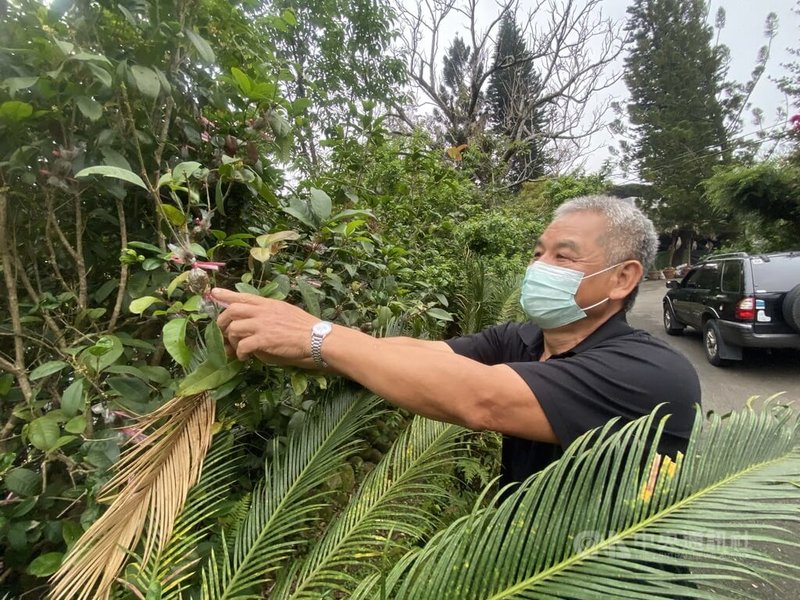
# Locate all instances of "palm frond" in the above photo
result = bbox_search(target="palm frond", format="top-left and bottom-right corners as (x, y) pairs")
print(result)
(456, 250), (498, 335)
(199, 390), (381, 600)
(118, 431), (244, 599)
(50, 393), (215, 600)
(273, 417), (470, 598)
(359, 402), (800, 599)
(492, 271), (523, 324)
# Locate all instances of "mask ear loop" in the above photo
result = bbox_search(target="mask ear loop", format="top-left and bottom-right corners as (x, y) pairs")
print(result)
(576, 262), (625, 312)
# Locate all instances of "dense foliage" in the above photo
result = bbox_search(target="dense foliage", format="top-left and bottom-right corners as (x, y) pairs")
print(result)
(1, 0), (799, 597)
(0, 0), (531, 594)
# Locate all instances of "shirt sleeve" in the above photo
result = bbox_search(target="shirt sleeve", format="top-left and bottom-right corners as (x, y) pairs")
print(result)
(443, 322), (520, 366)
(506, 335), (700, 451)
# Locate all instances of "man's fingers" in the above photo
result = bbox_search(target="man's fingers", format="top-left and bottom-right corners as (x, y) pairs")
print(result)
(211, 288), (262, 306)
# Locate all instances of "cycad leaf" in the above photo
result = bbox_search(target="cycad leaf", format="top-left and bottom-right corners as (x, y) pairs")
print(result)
(274, 417), (471, 598)
(366, 403), (800, 599)
(122, 431), (244, 598)
(200, 390), (381, 599)
(50, 393), (215, 600)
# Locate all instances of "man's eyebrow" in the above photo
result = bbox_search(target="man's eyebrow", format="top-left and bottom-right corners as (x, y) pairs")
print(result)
(533, 239), (580, 251)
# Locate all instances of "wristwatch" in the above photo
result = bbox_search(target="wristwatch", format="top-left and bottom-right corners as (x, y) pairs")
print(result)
(310, 321), (333, 369)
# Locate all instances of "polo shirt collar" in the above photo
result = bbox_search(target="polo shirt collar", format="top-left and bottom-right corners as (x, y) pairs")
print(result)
(518, 311), (633, 359)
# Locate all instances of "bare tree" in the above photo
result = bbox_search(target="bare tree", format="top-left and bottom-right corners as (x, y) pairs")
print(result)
(394, 0), (626, 175)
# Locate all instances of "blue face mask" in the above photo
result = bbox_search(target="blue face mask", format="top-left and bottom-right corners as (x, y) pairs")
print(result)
(519, 261), (622, 329)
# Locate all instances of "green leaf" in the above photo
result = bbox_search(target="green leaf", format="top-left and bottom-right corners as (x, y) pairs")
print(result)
(0, 373), (12, 396)
(281, 8), (297, 26)
(204, 322), (227, 368)
(2, 76), (38, 97)
(231, 67), (252, 95)
(282, 198), (315, 228)
(167, 271), (191, 298)
(94, 279), (119, 302)
(426, 307), (453, 322)
(75, 96), (102, 121)
(296, 278), (321, 318)
(129, 65), (161, 98)
(27, 552), (63, 578)
(75, 165), (148, 190)
(163, 317), (191, 368)
(4, 468), (40, 496)
(30, 360), (68, 381)
(0, 100), (33, 122)
(127, 241), (164, 254)
(27, 416), (60, 451)
(129, 295), (162, 315)
(309, 188), (332, 221)
(172, 161), (203, 182)
(177, 359), (243, 396)
(256, 230), (300, 248)
(250, 247), (272, 263)
(107, 376), (151, 405)
(61, 378), (85, 417)
(185, 29), (216, 64)
(159, 203), (186, 226)
(80, 335), (123, 373)
(100, 147), (131, 172)
(290, 370), (308, 396)
(64, 415), (87, 434)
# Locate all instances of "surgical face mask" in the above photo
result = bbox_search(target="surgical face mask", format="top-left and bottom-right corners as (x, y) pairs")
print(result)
(519, 261), (622, 329)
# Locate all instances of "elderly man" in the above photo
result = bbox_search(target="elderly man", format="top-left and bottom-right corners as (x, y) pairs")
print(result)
(213, 195), (701, 486)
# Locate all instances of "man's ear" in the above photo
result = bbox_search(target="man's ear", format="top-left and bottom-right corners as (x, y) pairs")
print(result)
(609, 261), (644, 301)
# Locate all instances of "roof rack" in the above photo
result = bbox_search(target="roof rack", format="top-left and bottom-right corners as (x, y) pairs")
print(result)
(700, 252), (749, 261)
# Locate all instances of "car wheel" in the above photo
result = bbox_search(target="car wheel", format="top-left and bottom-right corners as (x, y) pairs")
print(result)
(783, 283), (800, 333)
(663, 304), (684, 335)
(703, 319), (727, 367)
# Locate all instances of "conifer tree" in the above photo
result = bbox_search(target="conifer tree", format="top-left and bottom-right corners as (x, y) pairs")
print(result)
(624, 0), (729, 264)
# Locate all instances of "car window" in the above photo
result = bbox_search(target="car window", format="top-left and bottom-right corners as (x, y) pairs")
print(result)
(751, 256), (800, 292)
(721, 260), (743, 293)
(686, 264), (719, 289)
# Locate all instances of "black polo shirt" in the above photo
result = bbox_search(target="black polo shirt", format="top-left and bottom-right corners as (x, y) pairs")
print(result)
(445, 312), (701, 486)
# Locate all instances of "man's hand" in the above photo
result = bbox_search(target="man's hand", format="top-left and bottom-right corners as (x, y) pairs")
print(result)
(212, 288), (318, 366)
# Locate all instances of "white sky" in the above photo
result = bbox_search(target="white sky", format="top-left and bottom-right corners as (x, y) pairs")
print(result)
(589, 0), (799, 177)
(403, 0), (800, 180)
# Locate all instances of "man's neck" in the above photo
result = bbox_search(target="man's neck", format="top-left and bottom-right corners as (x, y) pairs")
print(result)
(539, 308), (622, 361)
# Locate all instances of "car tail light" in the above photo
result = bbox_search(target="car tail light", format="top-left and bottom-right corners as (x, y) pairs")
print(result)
(735, 297), (755, 320)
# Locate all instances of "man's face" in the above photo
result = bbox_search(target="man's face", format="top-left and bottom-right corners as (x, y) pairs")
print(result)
(532, 211), (616, 310)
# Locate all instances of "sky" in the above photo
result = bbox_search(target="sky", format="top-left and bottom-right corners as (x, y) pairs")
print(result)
(585, 0), (799, 177)
(403, 0), (800, 180)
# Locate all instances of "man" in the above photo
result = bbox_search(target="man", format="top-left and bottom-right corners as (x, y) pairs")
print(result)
(214, 195), (701, 486)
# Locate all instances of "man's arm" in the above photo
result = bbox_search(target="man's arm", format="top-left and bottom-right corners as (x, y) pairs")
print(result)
(381, 336), (453, 352)
(213, 289), (557, 444)
(320, 325), (557, 443)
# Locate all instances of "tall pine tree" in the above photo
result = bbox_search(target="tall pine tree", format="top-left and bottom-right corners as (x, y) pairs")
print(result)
(624, 0), (729, 264)
(488, 14), (546, 183)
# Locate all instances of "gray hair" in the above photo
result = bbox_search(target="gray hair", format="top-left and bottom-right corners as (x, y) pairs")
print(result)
(553, 195), (658, 311)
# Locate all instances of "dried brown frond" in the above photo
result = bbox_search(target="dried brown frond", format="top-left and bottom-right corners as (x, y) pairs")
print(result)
(49, 392), (215, 600)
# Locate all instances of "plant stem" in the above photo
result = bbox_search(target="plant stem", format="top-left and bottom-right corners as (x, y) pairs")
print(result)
(108, 197), (129, 332)
(0, 186), (34, 450)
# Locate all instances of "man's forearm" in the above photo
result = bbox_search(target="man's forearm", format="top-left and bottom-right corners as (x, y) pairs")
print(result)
(322, 326), (489, 428)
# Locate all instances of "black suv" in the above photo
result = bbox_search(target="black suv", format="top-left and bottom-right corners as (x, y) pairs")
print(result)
(662, 251), (800, 366)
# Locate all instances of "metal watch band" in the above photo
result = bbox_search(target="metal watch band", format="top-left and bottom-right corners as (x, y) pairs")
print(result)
(310, 321), (332, 369)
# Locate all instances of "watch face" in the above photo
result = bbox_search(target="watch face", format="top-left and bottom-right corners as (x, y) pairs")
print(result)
(313, 321), (333, 336)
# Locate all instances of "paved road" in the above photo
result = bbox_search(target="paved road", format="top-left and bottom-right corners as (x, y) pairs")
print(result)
(628, 280), (800, 414)
(628, 280), (799, 600)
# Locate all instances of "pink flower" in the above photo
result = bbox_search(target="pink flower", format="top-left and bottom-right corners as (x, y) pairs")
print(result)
(791, 114), (800, 130)
(121, 427), (147, 444)
(194, 260), (225, 271)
